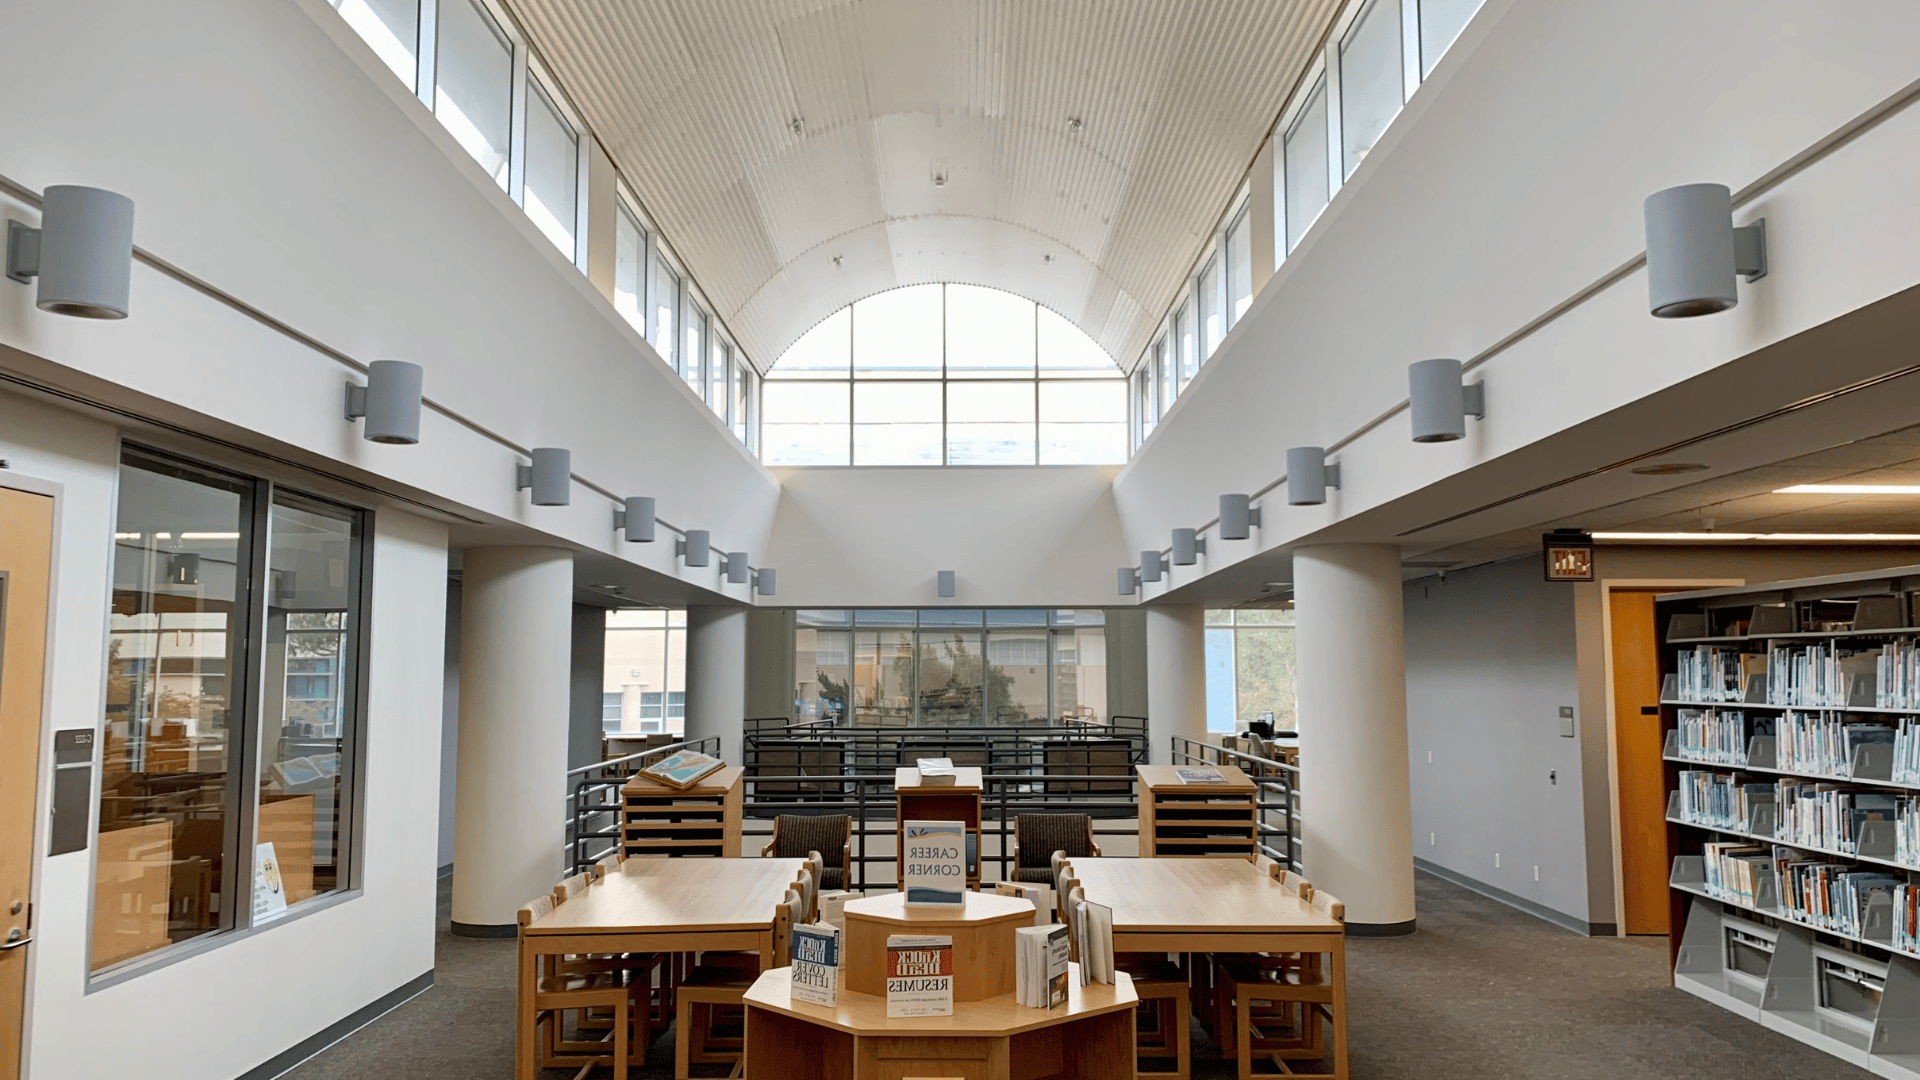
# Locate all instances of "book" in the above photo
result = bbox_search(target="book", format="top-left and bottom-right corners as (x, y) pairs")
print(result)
(638, 749), (726, 789)
(789, 922), (840, 1007)
(818, 889), (859, 930)
(1175, 767), (1227, 784)
(885, 934), (953, 1016)
(901, 821), (967, 905)
(1074, 898), (1115, 984)
(1015, 923), (1069, 1008)
(915, 757), (958, 786)
(995, 881), (1052, 925)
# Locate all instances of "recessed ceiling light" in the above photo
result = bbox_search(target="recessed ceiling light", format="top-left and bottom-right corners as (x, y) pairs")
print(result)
(1774, 484), (1920, 494)
(1067, 117), (1084, 133)
(1593, 531), (1920, 541)
(1629, 462), (1710, 475)
(790, 117), (804, 135)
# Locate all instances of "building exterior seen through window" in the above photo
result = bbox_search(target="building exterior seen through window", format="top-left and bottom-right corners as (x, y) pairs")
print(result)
(1205, 608), (1297, 734)
(603, 609), (686, 735)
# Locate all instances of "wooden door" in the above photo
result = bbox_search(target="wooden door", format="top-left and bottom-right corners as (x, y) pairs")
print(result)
(0, 488), (54, 1080)
(1610, 588), (1668, 935)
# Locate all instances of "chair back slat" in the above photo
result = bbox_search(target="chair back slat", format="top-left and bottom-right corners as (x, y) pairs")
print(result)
(1311, 889), (1344, 923)
(553, 872), (590, 904)
(1281, 870), (1313, 902)
(518, 894), (554, 927)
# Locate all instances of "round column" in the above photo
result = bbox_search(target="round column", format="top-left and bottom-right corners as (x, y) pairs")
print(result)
(1294, 543), (1416, 934)
(451, 546), (573, 936)
(1145, 604), (1207, 764)
(685, 606), (747, 760)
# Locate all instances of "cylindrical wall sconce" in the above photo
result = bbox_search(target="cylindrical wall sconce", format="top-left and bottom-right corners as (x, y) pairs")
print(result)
(1117, 568), (1138, 596)
(1219, 494), (1261, 541)
(726, 552), (749, 584)
(515, 447), (571, 505)
(1139, 550), (1164, 583)
(1408, 359), (1485, 443)
(937, 570), (956, 598)
(1644, 183), (1767, 318)
(677, 529), (711, 567)
(615, 496), (655, 542)
(343, 360), (424, 444)
(1171, 527), (1205, 566)
(1287, 446), (1341, 505)
(6, 185), (136, 318)
(755, 569), (777, 597)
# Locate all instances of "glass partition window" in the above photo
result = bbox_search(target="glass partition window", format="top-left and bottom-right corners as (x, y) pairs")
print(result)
(1419, 0), (1485, 77)
(95, 448), (365, 973)
(1203, 608), (1298, 733)
(613, 203), (646, 333)
(523, 78), (579, 259)
(603, 610), (687, 734)
(1283, 77), (1330, 254)
(330, 0), (419, 88)
(434, 0), (513, 191)
(1340, 0), (1405, 179)
(765, 285), (1123, 466)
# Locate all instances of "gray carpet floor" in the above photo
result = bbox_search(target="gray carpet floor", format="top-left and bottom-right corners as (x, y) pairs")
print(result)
(283, 871), (1869, 1079)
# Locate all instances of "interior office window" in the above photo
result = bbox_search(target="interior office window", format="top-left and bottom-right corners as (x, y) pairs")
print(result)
(946, 285), (1035, 378)
(258, 492), (362, 912)
(1283, 78), (1330, 253)
(1198, 255), (1223, 359)
(762, 381), (851, 466)
(684, 307), (706, 395)
(523, 79), (579, 259)
(330, 0), (419, 88)
(1038, 380), (1127, 465)
(1037, 307), (1112, 378)
(853, 285), (942, 379)
(650, 251), (680, 368)
(613, 203), (646, 333)
(947, 381), (1036, 465)
(1225, 207), (1252, 325)
(1419, 0), (1485, 78)
(95, 449), (366, 973)
(854, 382), (942, 466)
(434, 0), (513, 191)
(1340, 0), (1404, 178)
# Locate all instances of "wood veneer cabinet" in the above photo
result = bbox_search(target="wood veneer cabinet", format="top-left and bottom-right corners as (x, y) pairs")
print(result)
(619, 765), (743, 858)
(1135, 764), (1258, 858)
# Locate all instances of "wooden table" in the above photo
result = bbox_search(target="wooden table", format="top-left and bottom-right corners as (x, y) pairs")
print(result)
(515, 856), (806, 1080)
(1066, 856), (1348, 1078)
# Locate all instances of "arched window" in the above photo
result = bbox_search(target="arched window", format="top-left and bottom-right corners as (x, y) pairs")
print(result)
(761, 284), (1127, 466)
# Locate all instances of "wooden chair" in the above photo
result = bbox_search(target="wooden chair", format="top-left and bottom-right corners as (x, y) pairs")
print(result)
(1010, 814), (1100, 884)
(761, 815), (852, 890)
(1213, 888), (1346, 1080)
(1061, 873), (1192, 1080)
(674, 885), (803, 1079)
(518, 894), (641, 1079)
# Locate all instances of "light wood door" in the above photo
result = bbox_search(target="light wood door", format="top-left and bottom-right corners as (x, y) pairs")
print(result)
(0, 488), (54, 1080)
(1610, 588), (1668, 936)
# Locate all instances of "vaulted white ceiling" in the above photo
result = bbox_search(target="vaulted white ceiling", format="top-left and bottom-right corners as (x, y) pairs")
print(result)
(508, 0), (1340, 370)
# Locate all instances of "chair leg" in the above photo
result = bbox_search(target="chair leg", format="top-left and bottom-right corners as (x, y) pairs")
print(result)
(675, 994), (692, 1080)
(1236, 987), (1254, 1080)
(613, 997), (629, 1080)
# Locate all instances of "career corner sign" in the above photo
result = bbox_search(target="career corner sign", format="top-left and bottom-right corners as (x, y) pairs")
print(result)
(901, 820), (967, 906)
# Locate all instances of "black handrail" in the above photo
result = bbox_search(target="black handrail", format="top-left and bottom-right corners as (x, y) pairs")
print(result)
(562, 735), (722, 873)
(1169, 735), (1301, 871)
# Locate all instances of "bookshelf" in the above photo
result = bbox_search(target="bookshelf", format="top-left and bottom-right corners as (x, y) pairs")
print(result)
(1654, 566), (1920, 1076)
(1136, 764), (1259, 858)
(619, 764), (744, 858)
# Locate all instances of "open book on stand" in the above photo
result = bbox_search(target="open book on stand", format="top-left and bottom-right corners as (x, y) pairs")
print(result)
(638, 749), (725, 789)
(914, 757), (957, 785)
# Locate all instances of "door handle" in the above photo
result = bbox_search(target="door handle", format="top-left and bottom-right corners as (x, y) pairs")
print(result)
(1, 931), (29, 951)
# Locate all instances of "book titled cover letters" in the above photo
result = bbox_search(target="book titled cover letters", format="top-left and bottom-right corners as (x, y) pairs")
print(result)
(886, 934), (954, 1016)
(901, 820), (967, 906)
(789, 923), (841, 1007)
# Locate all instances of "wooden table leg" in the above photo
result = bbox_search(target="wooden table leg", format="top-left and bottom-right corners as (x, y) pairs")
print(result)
(516, 935), (537, 1080)
(1329, 936), (1349, 1080)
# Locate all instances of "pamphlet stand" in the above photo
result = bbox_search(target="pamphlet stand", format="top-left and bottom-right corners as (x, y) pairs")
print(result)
(1136, 764), (1258, 858)
(894, 766), (984, 888)
(841, 891), (1034, 1001)
(619, 764), (744, 858)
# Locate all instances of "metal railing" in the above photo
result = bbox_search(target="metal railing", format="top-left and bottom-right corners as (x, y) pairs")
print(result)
(1171, 735), (1301, 871)
(563, 735), (721, 874)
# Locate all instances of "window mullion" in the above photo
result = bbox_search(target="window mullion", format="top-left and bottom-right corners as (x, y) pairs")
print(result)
(506, 20), (529, 205)
(413, 0), (438, 109)
(226, 480), (276, 931)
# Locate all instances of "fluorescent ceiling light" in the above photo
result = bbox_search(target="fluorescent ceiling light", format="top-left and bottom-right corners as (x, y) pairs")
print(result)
(179, 532), (241, 540)
(1594, 531), (1920, 541)
(1773, 484), (1920, 495)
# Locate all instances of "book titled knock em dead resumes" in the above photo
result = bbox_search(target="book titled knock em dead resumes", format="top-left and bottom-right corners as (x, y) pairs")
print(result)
(885, 934), (954, 1016)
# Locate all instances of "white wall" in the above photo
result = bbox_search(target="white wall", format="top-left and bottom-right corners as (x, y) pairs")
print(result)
(0, 388), (448, 1080)
(763, 466), (1129, 606)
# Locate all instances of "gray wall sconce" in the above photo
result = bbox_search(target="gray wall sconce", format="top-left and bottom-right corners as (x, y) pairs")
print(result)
(1117, 567), (1139, 596)
(5, 185), (136, 319)
(1219, 494), (1262, 540)
(614, 496), (655, 542)
(677, 529), (710, 567)
(1287, 446), (1342, 505)
(1644, 183), (1767, 318)
(726, 552), (750, 584)
(754, 568), (777, 596)
(937, 570), (956, 598)
(1408, 358), (1485, 443)
(1171, 527), (1206, 565)
(515, 447), (571, 505)
(343, 360), (423, 444)
(1139, 550), (1164, 583)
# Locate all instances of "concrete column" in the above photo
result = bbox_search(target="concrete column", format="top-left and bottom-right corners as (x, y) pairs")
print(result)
(685, 607), (748, 760)
(1294, 543), (1416, 934)
(569, 604), (608, 772)
(1145, 605), (1207, 764)
(451, 546), (573, 936)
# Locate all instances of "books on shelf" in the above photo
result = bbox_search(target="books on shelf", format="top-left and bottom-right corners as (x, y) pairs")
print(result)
(885, 934), (953, 1017)
(1775, 780), (1895, 855)
(1677, 707), (1772, 766)
(900, 821), (967, 906)
(1174, 767), (1228, 784)
(1701, 841), (1773, 907)
(1677, 769), (1772, 831)
(995, 881), (1052, 925)
(1015, 923), (1069, 1008)
(914, 757), (957, 785)
(1676, 645), (1749, 703)
(1767, 644), (1877, 708)
(1072, 897), (1115, 986)
(1897, 718), (1920, 784)
(1876, 639), (1920, 710)
(1774, 845), (1899, 938)
(1777, 711), (1896, 776)
(789, 922), (841, 1007)
(638, 749), (726, 789)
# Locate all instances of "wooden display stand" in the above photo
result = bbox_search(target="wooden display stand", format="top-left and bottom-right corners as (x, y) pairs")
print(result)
(1136, 764), (1258, 858)
(894, 766), (982, 887)
(619, 764), (743, 858)
(743, 965), (1137, 1079)
(842, 891), (1034, 1002)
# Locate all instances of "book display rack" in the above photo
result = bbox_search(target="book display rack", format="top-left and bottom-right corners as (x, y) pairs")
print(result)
(1655, 566), (1920, 1076)
(1136, 764), (1259, 858)
(619, 763), (744, 858)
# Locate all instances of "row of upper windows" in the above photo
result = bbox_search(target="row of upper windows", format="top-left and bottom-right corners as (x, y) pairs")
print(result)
(326, 0), (758, 452)
(1131, 0), (1485, 450)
